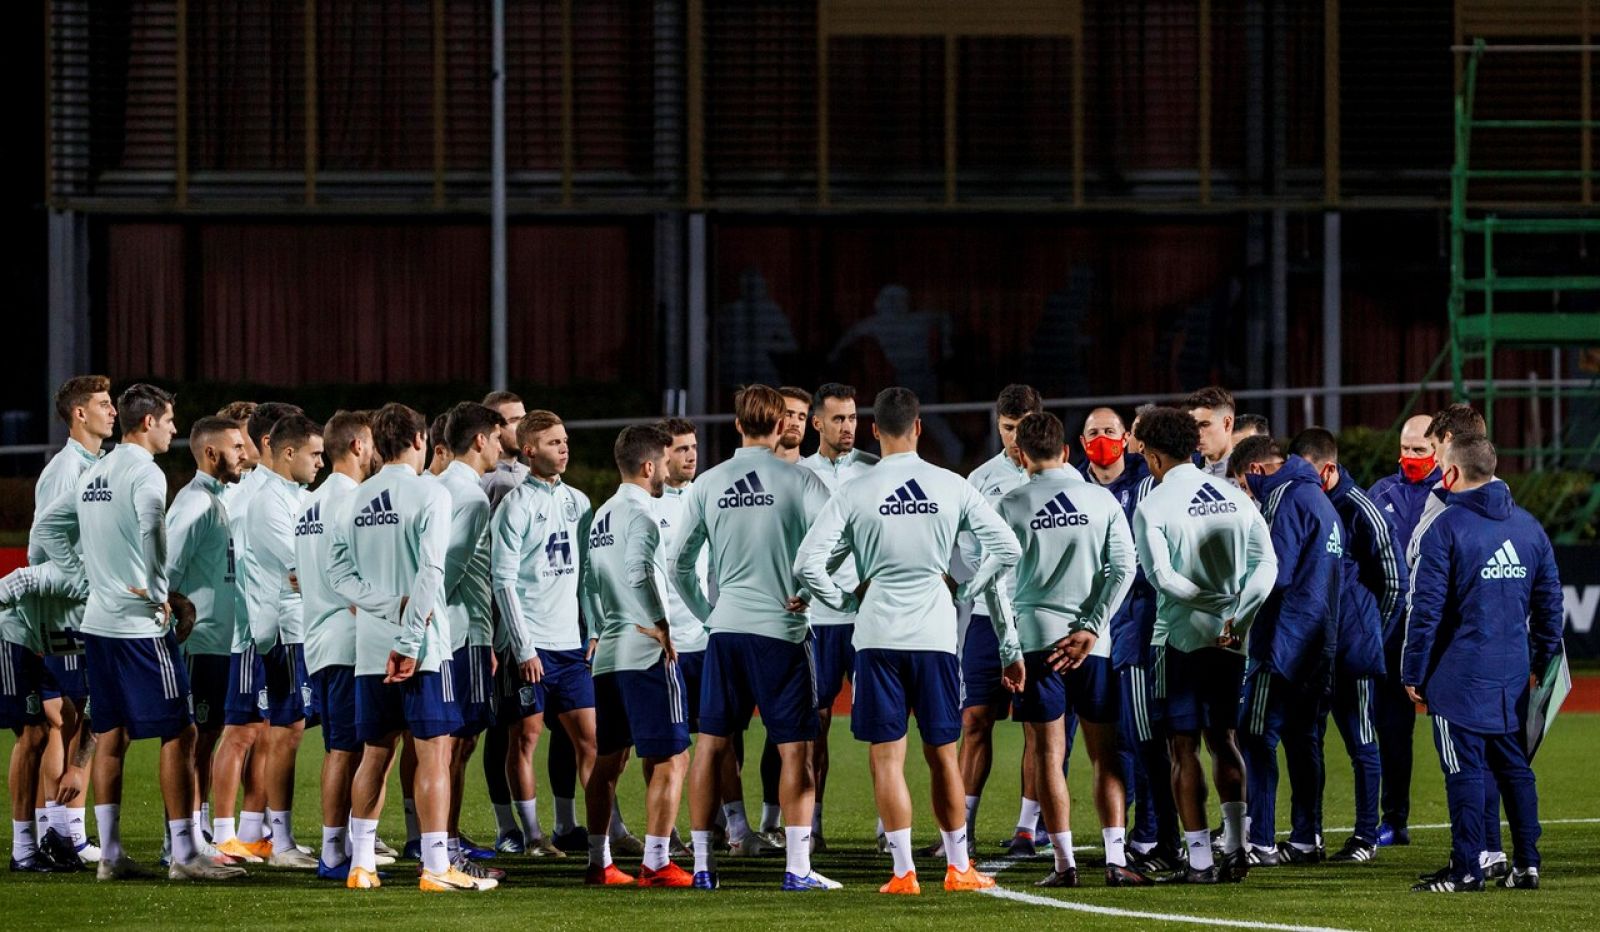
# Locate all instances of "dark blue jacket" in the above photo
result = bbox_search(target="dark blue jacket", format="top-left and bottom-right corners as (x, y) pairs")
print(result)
(1368, 465), (1442, 555)
(1244, 456), (1342, 691)
(1400, 481), (1564, 735)
(1080, 453), (1153, 669)
(1326, 466), (1406, 676)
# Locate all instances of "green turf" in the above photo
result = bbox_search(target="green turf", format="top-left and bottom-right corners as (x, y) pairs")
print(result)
(2, 715), (1597, 930)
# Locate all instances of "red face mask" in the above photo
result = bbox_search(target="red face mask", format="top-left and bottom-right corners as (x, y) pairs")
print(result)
(1440, 464), (1461, 492)
(1084, 435), (1125, 468)
(1399, 454), (1435, 484)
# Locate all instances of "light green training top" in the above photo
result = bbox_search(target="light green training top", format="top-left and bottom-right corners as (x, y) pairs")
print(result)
(585, 483), (672, 675)
(167, 472), (237, 657)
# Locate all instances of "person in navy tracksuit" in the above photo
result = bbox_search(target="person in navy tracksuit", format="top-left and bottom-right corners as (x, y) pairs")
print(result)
(1229, 437), (1341, 865)
(1290, 429), (1405, 862)
(1079, 408), (1180, 870)
(1402, 433), (1562, 893)
(1366, 414), (1442, 844)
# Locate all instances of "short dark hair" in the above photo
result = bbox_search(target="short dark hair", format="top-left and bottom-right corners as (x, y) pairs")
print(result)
(1133, 406), (1200, 461)
(446, 402), (507, 456)
(55, 375), (111, 424)
(1184, 386), (1236, 414)
(117, 383), (175, 434)
(1016, 412), (1065, 462)
(873, 387), (920, 437)
(614, 424), (672, 476)
(1447, 431), (1497, 481)
(189, 415), (240, 447)
(247, 402), (305, 451)
(1288, 427), (1338, 465)
(372, 403), (426, 463)
(515, 409), (564, 450)
(1228, 434), (1283, 478)
(481, 390), (522, 410)
(814, 383), (856, 411)
(429, 413), (451, 452)
(1234, 413), (1270, 437)
(660, 417), (696, 439)
(1427, 403), (1486, 443)
(779, 386), (813, 407)
(733, 385), (785, 437)
(996, 384), (1043, 420)
(323, 410), (372, 460)
(217, 400), (257, 423)
(268, 413), (323, 453)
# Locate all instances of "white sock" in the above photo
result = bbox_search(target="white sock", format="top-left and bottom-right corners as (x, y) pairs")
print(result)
(515, 799), (542, 841)
(964, 794), (981, 837)
(1052, 831), (1076, 871)
(785, 825), (812, 876)
(1221, 801), (1246, 855)
(238, 810), (265, 843)
(1185, 829), (1214, 871)
(34, 807), (48, 839)
(886, 828), (915, 876)
(588, 833), (612, 868)
(1288, 840), (1315, 853)
(1130, 838), (1155, 855)
(267, 808), (295, 853)
(170, 818), (198, 863)
(608, 801), (630, 840)
(420, 831), (449, 874)
(811, 801), (824, 836)
(213, 816), (237, 845)
(554, 797), (577, 836)
(200, 802), (212, 838)
(12, 820), (36, 862)
(1102, 827), (1126, 868)
(493, 802), (518, 836)
(350, 817), (379, 873)
(875, 817), (885, 838)
(942, 828), (970, 871)
(723, 801), (751, 843)
(644, 834), (670, 871)
(192, 810), (205, 843)
(447, 837), (461, 857)
(691, 830), (714, 874)
(46, 802), (67, 839)
(95, 804), (123, 862)
(1016, 797), (1040, 834)
(403, 798), (421, 844)
(321, 825), (347, 866)
(760, 803), (781, 833)
(66, 807), (88, 847)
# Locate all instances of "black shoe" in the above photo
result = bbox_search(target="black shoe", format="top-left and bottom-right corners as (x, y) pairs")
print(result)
(1105, 864), (1153, 887)
(1276, 842), (1325, 864)
(551, 827), (589, 854)
(1377, 822), (1410, 846)
(1159, 864), (1222, 884)
(1246, 845), (1281, 867)
(1417, 864), (1452, 883)
(1328, 837), (1377, 863)
(1128, 848), (1185, 873)
(38, 830), (84, 872)
(1501, 867), (1539, 890)
(1219, 848), (1250, 883)
(1035, 867), (1079, 888)
(1412, 875), (1485, 893)
(10, 856), (53, 873)
(1482, 855), (1510, 880)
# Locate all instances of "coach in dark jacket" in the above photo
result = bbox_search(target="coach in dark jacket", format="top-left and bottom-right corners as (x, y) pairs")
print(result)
(1402, 433), (1563, 892)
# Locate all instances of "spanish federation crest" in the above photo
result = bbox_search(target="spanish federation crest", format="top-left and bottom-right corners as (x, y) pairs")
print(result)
(563, 497), (578, 522)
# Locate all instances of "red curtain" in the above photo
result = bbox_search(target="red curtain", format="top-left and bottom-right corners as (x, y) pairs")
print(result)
(106, 223), (186, 380)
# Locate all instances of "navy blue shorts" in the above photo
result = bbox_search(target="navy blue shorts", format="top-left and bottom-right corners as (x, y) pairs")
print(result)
(537, 648), (594, 717)
(812, 624), (856, 709)
(613, 660), (692, 759)
(261, 643), (309, 727)
(675, 649), (704, 733)
(81, 631), (193, 740)
(1120, 664), (1159, 745)
(185, 653), (232, 730)
(451, 645), (496, 738)
(961, 615), (1012, 716)
(699, 631), (819, 745)
(1013, 652), (1118, 725)
(224, 647), (268, 726)
(40, 652), (88, 703)
(593, 672), (630, 757)
(852, 648), (962, 746)
(0, 641), (45, 729)
(1155, 646), (1245, 734)
(354, 669), (464, 743)
(311, 666), (359, 752)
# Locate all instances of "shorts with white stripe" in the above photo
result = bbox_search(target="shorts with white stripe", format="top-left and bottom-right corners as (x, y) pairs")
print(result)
(80, 631), (193, 740)
(0, 641), (46, 728)
(353, 670), (463, 743)
(614, 659), (692, 759)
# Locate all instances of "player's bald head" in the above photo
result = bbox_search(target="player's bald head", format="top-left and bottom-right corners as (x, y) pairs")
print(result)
(1082, 407), (1125, 437)
(1400, 414), (1432, 446)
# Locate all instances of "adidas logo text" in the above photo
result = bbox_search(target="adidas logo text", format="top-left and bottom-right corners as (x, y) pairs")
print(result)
(295, 502), (323, 537)
(718, 471), (774, 509)
(880, 479), (939, 515)
(354, 490), (400, 527)
(81, 477), (112, 503)
(589, 514), (614, 548)
(1187, 483), (1237, 516)
(1480, 539), (1528, 580)
(1031, 491), (1087, 530)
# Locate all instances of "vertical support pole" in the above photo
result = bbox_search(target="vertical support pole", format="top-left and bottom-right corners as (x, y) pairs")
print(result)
(1584, 2), (1593, 205)
(47, 211), (90, 446)
(433, 0), (446, 209)
(1271, 210), (1289, 434)
(945, 33), (957, 206)
(1071, 14), (1083, 207)
(1198, 0), (1211, 205)
(561, 0), (574, 206)
(305, 0), (317, 206)
(1324, 0), (1340, 205)
(490, 0), (508, 390)
(686, 0), (704, 208)
(175, 0), (188, 207)
(43, 0), (53, 207)
(1322, 211), (1342, 432)
(687, 213), (708, 416)
(817, 1), (830, 207)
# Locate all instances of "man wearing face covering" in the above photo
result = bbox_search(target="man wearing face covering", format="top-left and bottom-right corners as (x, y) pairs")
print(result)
(1228, 436), (1341, 867)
